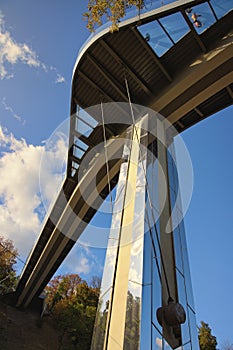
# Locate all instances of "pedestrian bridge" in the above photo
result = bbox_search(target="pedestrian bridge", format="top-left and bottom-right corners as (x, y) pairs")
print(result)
(15, 0), (232, 309)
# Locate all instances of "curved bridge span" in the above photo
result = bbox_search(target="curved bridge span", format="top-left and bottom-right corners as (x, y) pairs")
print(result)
(15, 0), (232, 313)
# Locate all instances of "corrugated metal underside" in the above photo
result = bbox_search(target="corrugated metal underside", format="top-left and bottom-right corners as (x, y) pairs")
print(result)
(72, 10), (233, 132)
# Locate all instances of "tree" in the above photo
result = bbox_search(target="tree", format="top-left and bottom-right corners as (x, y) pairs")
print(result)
(45, 274), (100, 349)
(198, 321), (217, 350)
(0, 236), (18, 295)
(83, 0), (146, 32)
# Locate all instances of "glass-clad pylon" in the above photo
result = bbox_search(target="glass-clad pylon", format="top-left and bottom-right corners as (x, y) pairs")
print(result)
(90, 111), (199, 350)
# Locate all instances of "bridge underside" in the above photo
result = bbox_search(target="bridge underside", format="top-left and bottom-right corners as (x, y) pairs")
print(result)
(15, 0), (233, 313)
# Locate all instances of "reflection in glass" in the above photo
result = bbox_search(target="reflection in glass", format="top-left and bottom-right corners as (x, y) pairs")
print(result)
(73, 145), (85, 159)
(74, 136), (88, 151)
(91, 287), (112, 350)
(159, 12), (189, 43)
(141, 285), (152, 350)
(210, 0), (233, 19)
(179, 219), (195, 311)
(186, 3), (217, 34)
(75, 118), (93, 137)
(152, 257), (162, 333)
(188, 307), (200, 350)
(152, 325), (163, 350)
(137, 20), (173, 57)
(176, 269), (190, 345)
(182, 342), (192, 350)
(142, 231), (152, 285)
(173, 226), (183, 273)
(124, 282), (142, 349)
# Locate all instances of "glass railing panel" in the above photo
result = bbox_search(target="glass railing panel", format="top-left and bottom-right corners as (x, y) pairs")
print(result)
(137, 20), (173, 56)
(210, 0), (233, 19)
(75, 118), (93, 137)
(74, 136), (88, 151)
(159, 12), (190, 43)
(186, 2), (217, 34)
(73, 145), (85, 159)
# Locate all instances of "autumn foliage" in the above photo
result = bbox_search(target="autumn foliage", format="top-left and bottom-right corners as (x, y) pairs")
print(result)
(0, 236), (18, 295)
(84, 0), (145, 32)
(45, 274), (100, 349)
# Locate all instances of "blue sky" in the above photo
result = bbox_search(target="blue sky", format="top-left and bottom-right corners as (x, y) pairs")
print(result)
(0, 0), (232, 347)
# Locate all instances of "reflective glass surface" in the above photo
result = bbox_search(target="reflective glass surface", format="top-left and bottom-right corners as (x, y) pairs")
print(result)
(152, 325), (163, 350)
(91, 287), (111, 350)
(140, 285), (152, 350)
(173, 227), (183, 273)
(188, 307), (200, 350)
(211, 0), (233, 18)
(124, 281), (142, 349)
(178, 218), (195, 311)
(182, 342), (192, 350)
(152, 257), (162, 333)
(142, 230), (152, 286)
(78, 108), (98, 128)
(73, 145), (85, 159)
(186, 3), (217, 34)
(138, 20), (173, 57)
(75, 118), (93, 137)
(159, 12), (189, 43)
(176, 269), (190, 345)
(74, 136), (88, 151)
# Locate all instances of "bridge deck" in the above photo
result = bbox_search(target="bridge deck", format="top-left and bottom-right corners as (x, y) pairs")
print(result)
(15, 0), (233, 307)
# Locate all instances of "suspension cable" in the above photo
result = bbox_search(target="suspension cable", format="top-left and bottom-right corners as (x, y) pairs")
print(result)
(100, 101), (114, 214)
(124, 73), (173, 300)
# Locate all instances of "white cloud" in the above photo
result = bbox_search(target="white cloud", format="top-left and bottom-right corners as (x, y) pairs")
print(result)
(0, 11), (65, 83)
(0, 124), (102, 280)
(60, 244), (103, 277)
(2, 97), (25, 125)
(55, 73), (66, 84)
(0, 125), (67, 259)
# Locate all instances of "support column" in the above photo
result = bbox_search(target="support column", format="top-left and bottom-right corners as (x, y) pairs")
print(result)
(157, 120), (179, 348)
(105, 124), (141, 350)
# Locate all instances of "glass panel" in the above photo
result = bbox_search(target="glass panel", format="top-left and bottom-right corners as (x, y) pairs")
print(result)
(78, 108), (98, 128)
(151, 224), (161, 261)
(210, 0), (233, 19)
(167, 145), (179, 194)
(71, 168), (76, 177)
(152, 257), (162, 333)
(99, 238), (118, 296)
(137, 20), (173, 57)
(142, 230), (152, 285)
(176, 269), (190, 345)
(186, 3), (217, 34)
(140, 284), (152, 350)
(187, 307), (200, 350)
(173, 227), (183, 273)
(152, 325), (163, 350)
(71, 160), (79, 170)
(124, 281), (142, 349)
(179, 219), (195, 311)
(74, 136), (88, 151)
(164, 339), (173, 349)
(182, 342), (192, 350)
(75, 118), (93, 137)
(73, 145), (85, 159)
(159, 12), (190, 43)
(91, 287), (112, 350)
(169, 188), (176, 210)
